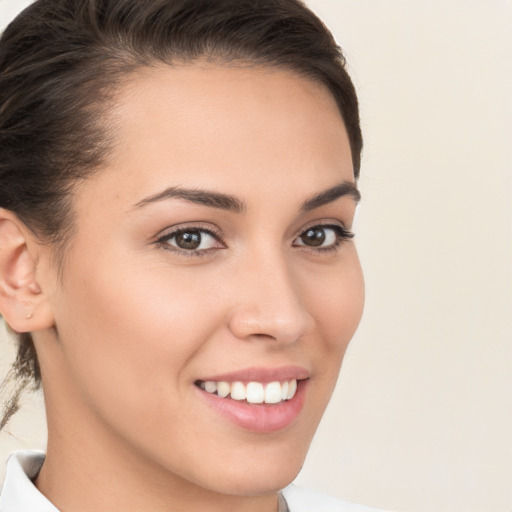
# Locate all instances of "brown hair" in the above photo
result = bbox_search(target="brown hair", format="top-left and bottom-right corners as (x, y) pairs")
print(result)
(0, 0), (362, 428)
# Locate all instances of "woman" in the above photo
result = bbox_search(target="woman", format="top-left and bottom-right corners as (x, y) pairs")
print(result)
(0, 0), (380, 510)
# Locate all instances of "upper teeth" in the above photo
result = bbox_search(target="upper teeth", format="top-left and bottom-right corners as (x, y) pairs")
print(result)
(199, 379), (297, 404)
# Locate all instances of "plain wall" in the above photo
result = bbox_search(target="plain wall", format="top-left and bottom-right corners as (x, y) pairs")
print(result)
(1, 1), (511, 511)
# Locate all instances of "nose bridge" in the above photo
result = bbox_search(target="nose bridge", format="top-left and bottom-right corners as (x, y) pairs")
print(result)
(228, 247), (313, 344)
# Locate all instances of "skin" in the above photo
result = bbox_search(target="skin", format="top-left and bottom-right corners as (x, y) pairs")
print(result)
(0, 64), (364, 512)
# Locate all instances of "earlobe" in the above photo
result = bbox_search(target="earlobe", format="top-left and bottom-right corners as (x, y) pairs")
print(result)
(0, 209), (54, 333)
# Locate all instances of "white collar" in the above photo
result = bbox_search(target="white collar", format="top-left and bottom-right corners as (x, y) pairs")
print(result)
(1, 451), (384, 512)
(0, 452), (281, 512)
(0, 451), (59, 512)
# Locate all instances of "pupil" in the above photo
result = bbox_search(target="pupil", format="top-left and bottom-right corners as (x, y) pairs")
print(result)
(176, 231), (201, 250)
(301, 228), (325, 246)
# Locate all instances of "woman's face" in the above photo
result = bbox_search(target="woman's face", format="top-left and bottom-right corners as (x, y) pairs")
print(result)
(38, 64), (364, 496)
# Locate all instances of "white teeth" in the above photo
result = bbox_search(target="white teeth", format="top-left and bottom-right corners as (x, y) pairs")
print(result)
(230, 381), (246, 400)
(280, 380), (289, 400)
(264, 381), (282, 404)
(199, 379), (298, 403)
(287, 379), (297, 400)
(204, 381), (217, 393)
(217, 381), (230, 398)
(246, 382), (264, 404)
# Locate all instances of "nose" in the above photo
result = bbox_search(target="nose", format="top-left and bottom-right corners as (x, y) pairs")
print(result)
(227, 255), (313, 345)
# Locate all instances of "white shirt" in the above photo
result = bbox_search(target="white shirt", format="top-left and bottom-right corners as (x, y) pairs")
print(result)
(0, 451), (387, 512)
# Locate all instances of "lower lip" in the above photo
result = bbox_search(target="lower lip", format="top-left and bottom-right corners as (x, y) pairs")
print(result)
(197, 380), (308, 433)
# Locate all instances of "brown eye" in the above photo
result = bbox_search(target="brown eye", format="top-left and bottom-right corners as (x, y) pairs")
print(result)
(300, 227), (326, 247)
(293, 224), (353, 250)
(159, 227), (222, 253)
(175, 230), (202, 250)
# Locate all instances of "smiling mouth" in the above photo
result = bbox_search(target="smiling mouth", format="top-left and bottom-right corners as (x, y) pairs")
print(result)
(195, 379), (298, 404)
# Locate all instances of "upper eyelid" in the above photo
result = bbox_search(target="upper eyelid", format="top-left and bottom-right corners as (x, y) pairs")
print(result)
(155, 223), (223, 240)
(155, 226), (225, 257)
(294, 224), (353, 241)
(295, 219), (352, 236)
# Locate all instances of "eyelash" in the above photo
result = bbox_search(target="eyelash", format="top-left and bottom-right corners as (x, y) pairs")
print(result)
(293, 224), (354, 254)
(155, 223), (354, 257)
(156, 226), (225, 258)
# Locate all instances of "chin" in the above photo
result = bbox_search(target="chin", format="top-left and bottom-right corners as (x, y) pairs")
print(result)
(209, 461), (303, 497)
(194, 437), (311, 497)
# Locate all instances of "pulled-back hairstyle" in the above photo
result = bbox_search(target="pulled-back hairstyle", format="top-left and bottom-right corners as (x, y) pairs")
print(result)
(0, 0), (362, 429)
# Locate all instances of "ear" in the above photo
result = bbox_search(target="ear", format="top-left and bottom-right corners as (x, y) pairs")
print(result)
(0, 209), (55, 333)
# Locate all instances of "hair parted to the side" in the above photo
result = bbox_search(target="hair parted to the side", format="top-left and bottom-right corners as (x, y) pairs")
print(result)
(0, 0), (362, 429)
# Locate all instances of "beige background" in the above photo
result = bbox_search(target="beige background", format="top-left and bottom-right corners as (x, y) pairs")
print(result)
(1, 1), (511, 511)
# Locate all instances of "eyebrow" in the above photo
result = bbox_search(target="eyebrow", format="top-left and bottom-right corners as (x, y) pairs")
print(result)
(299, 181), (361, 213)
(132, 180), (360, 213)
(133, 186), (246, 213)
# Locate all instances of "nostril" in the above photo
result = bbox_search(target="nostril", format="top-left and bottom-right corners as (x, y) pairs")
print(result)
(250, 332), (278, 341)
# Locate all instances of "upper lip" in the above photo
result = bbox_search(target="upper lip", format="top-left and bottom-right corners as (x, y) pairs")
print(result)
(197, 365), (310, 383)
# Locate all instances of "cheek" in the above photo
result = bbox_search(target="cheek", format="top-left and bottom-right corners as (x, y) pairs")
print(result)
(298, 249), (364, 400)
(52, 255), (222, 413)
(303, 252), (365, 350)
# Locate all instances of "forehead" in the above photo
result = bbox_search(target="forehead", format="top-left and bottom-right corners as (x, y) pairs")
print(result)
(82, 63), (354, 211)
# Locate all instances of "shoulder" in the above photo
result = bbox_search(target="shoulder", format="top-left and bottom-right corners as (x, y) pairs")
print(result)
(281, 484), (390, 512)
